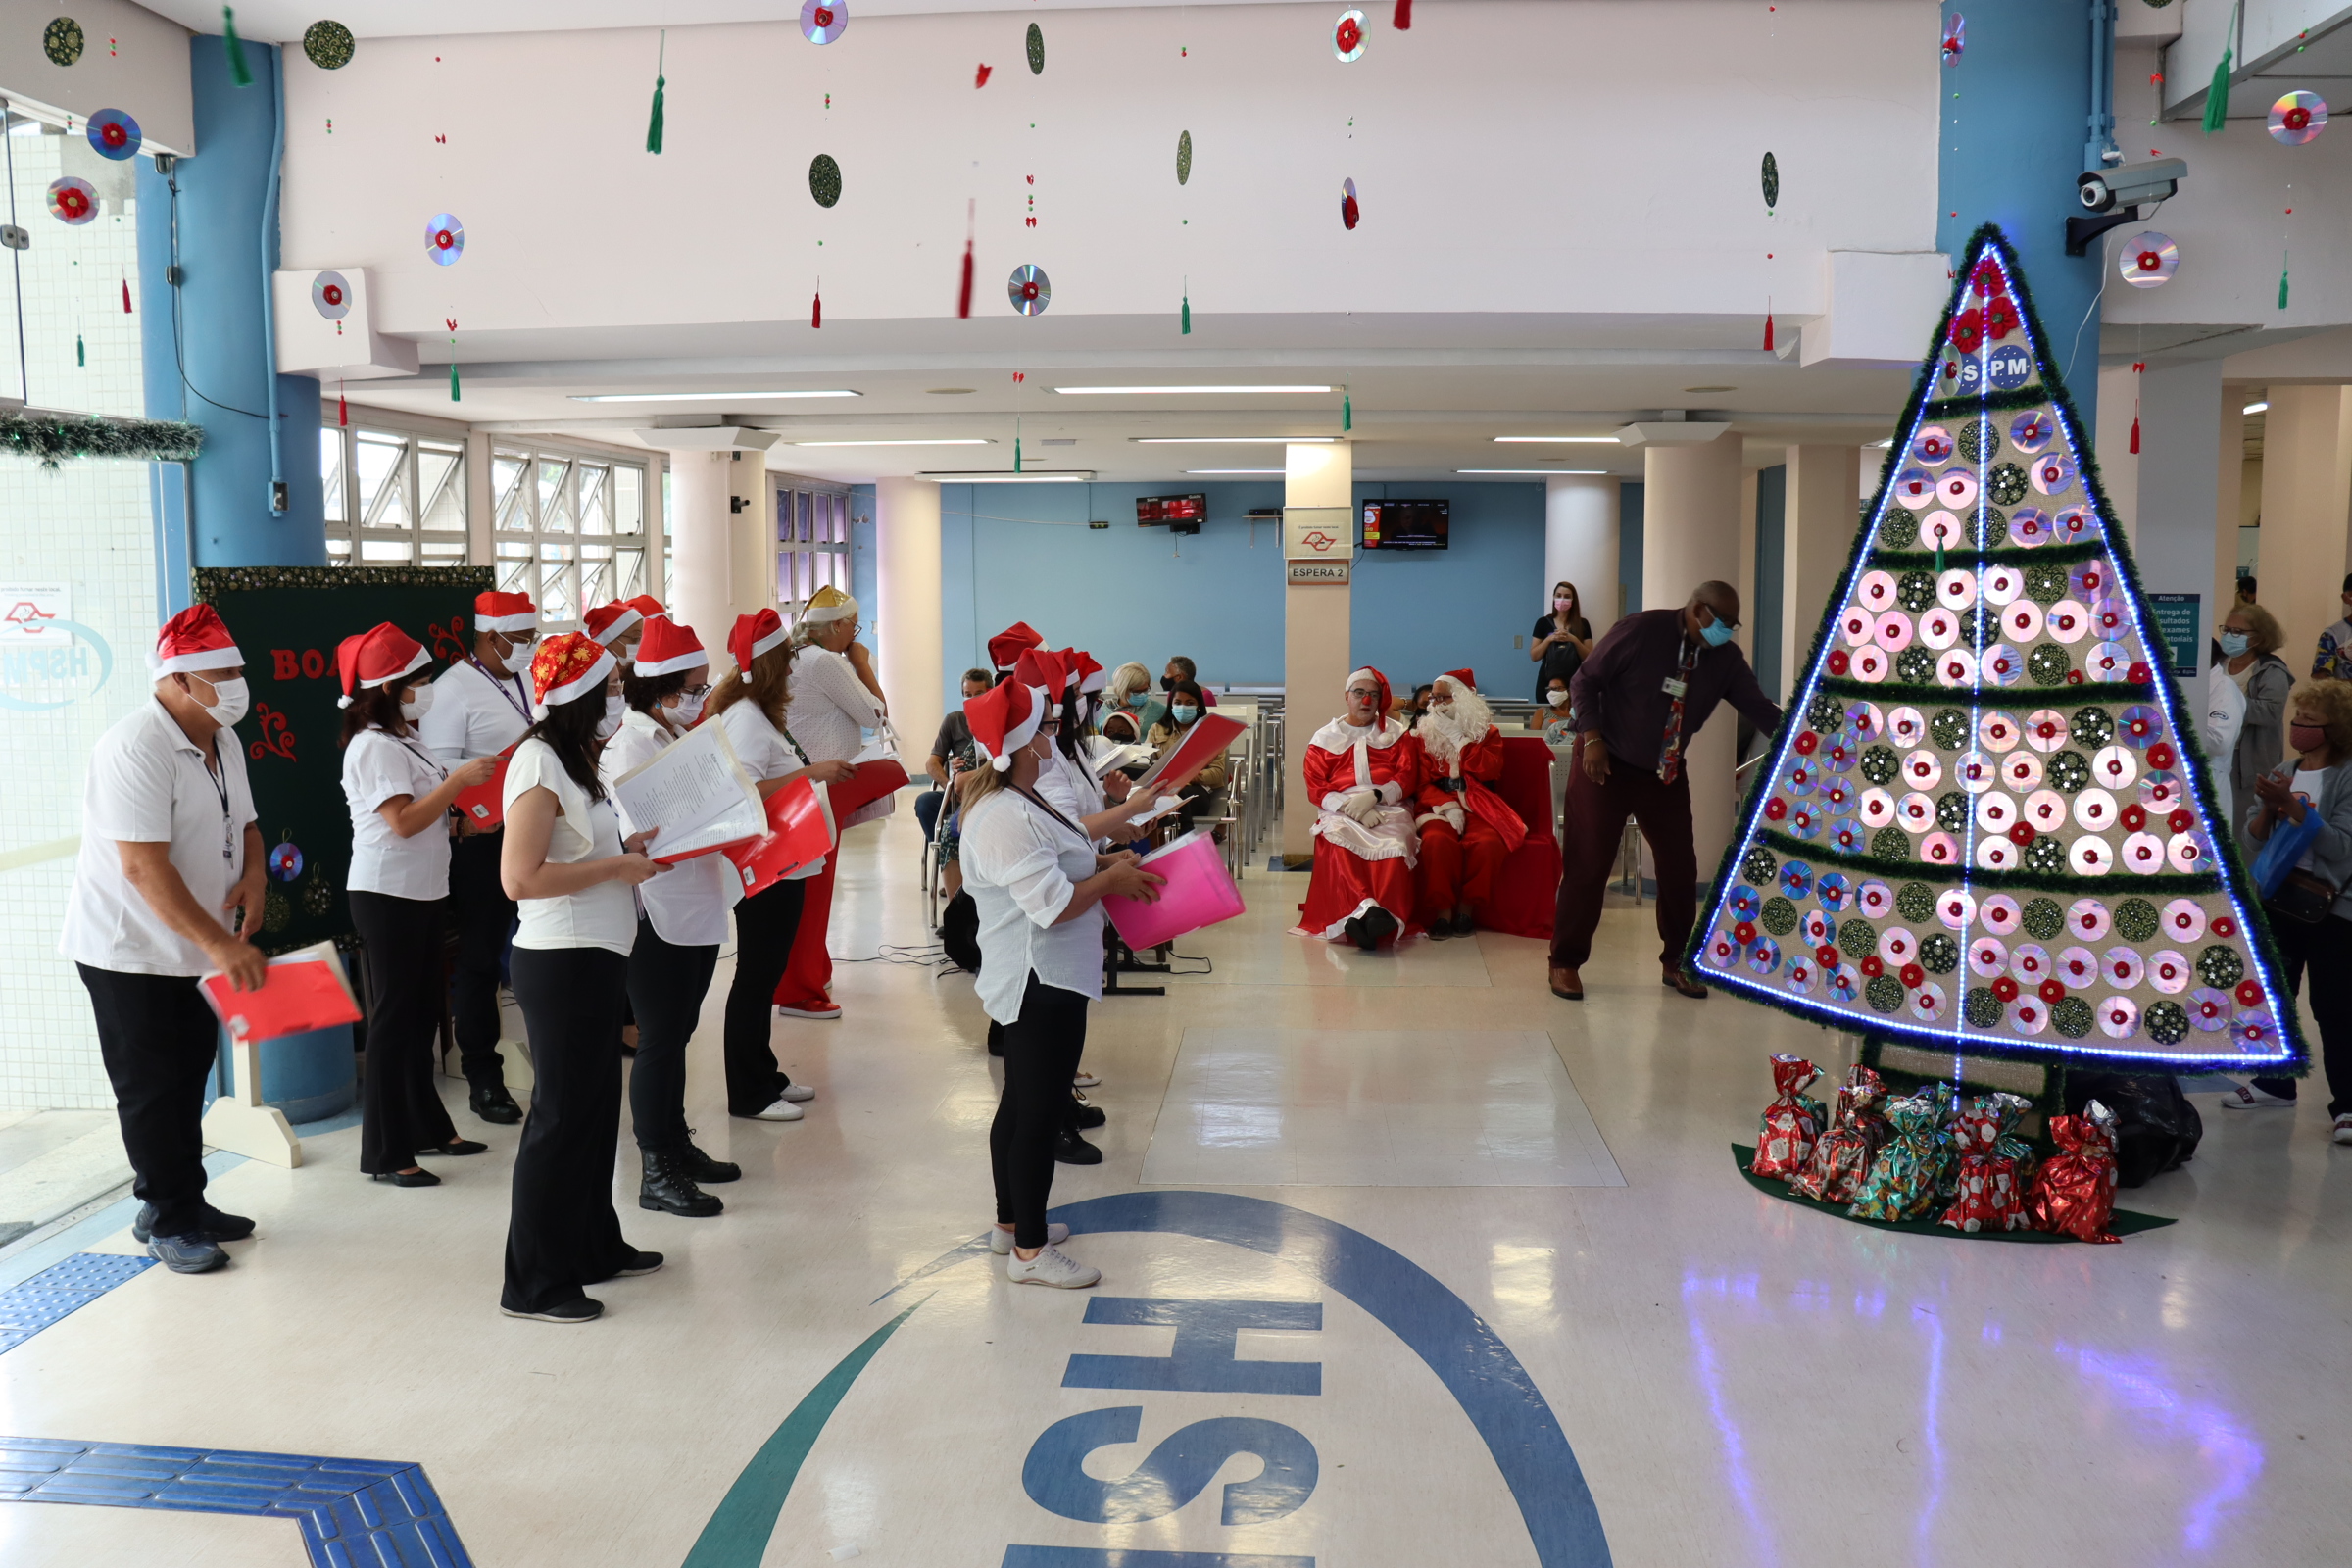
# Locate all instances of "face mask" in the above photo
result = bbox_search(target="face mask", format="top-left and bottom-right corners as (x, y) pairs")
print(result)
(1170, 705), (1199, 724)
(668, 689), (706, 728)
(1699, 617), (1737, 649)
(2219, 631), (2250, 657)
(196, 676), (249, 728)
(2291, 724), (2328, 752)
(399, 683), (436, 722)
(1554, 598), (1572, 612)
(1547, 688), (1569, 708)
(1161, 676), (1177, 692)
(597, 694), (624, 740)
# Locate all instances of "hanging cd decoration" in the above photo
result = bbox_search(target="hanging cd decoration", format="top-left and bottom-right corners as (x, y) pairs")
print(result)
(425, 213), (465, 266)
(44, 17), (85, 66)
(2119, 231), (2177, 289)
(85, 109), (141, 161)
(2269, 91), (2328, 145)
(1335, 9), (1367, 61)
(47, 176), (97, 225)
(1761, 151), (1779, 212)
(1027, 22), (1045, 74)
(809, 153), (843, 208)
(801, 1), (847, 45)
(1177, 129), (1193, 186)
(1340, 176), (1361, 230)
(312, 270), (352, 319)
(1008, 264), (1052, 315)
(1941, 14), (1964, 65)
(268, 841), (305, 882)
(304, 21), (356, 71)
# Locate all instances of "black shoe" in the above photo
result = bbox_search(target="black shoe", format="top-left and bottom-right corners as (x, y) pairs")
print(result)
(679, 1139), (741, 1184)
(146, 1233), (227, 1274)
(415, 1138), (489, 1156)
(502, 1296), (603, 1324)
(1347, 906), (1396, 953)
(132, 1202), (254, 1245)
(987, 1020), (1005, 1057)
(469, 1085), (523, 1124)
(639, 1151), (723, 1218)
(370, 1168), (442, 1187)
(1054, 1128), (1104, 1165)
(612, 1250), (664, 1278)
(1427, 919), (1454, 942)
(1070, 1093), (1107, 1131)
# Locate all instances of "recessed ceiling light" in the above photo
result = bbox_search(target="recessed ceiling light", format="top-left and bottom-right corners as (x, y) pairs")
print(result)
(927, 387), (977, 395)
(921, 470), (1094, 483)
(1184, 468), (1287, 475)
(791, 438), (994, 447)
(1052, 385), (1333, 395)
(569, 390), (860, 402)
(2243, 400), (2270, 415)
(1684, 386), (1736, 394)
(1493, 436), (1621, 444)
(1135, 436), (1338, 444)
(1456, 468), (1611, 476)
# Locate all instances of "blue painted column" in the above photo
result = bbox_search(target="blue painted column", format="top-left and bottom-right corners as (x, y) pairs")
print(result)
(1938, 0), (2104, 430)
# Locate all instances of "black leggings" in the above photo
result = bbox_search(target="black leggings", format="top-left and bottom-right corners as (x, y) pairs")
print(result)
(350, 890), (459, 1174)
(626, 918), (717, 1153)
(990, 973), (1090, 1249)
(503, 945), (635, 1314)
(447, 830), (515, 1089)
(2252, 909), (2352, 1116)
(722, 877), (806, 1115)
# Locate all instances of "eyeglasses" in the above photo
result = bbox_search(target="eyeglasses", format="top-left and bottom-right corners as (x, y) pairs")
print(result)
(680, 683), (712, 698)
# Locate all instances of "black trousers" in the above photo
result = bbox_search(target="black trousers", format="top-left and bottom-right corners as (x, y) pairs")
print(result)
(351, 891), (460, 1174)
(626, 918), (717, 1153)
(990, 973), (1090, 1249)
(502, 946), (635, 1314)
(2253, 910), (2352, 1116)
(76, 964), (219, 1238)
(447, 830), (514, 1090)
(722, 877), (805, 1115)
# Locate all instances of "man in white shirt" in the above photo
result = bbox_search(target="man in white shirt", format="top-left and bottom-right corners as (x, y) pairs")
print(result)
(61, 607), (267, 1275)
(775, 586), (888, 1019)
(417, 588), (539, 1123)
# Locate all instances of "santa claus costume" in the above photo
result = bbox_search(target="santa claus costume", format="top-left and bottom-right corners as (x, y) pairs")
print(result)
(1410, 669), (1528, 938)
(1294, 667), (1423, 951)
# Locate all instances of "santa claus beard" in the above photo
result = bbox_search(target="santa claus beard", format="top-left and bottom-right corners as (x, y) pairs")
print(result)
(1416, 688), (1493, 762)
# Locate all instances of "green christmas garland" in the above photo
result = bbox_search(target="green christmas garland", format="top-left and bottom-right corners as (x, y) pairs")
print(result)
(1, 413), (205, 468)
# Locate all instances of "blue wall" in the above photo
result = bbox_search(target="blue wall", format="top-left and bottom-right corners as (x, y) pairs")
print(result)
(849, 483), (878, 626)
(1348, 481), (1545, 700)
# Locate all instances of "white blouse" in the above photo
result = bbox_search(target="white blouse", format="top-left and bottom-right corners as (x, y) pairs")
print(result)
(959, 786), (1103, 1024)
(783, 644), (885, 763)
(341, 728), (453, 901)
(505, 737), (636, 956)
(601, 709), (736, 947)
(717, 699), (824, 882)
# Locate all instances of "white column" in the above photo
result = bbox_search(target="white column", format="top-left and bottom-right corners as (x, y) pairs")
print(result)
(2254, 385), (2352, 676)
(2213, 397), (2246, 625)
(727, 449), (772, 628)
(1282, 441), (1353, 864)
(876, 477), (944, 757)
(2135, 360), (2225, 680)
(666, 450), (737, 654)
(1642, 430), (1744, 877)
(1544, 476), (1617, 630)
(1782, 445), (1862, 699)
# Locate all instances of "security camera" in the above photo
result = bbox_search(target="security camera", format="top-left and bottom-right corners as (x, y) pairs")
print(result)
(2078, 157), (2185, 214)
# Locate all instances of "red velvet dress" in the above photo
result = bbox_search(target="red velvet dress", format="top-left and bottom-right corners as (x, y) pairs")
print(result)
(1294, 717), (1423, 943)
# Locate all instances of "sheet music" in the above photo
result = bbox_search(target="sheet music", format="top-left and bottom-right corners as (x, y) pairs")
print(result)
(611, 722), (764, 854)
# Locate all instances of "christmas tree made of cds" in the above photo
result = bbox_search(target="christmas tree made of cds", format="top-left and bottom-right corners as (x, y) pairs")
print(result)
(1692, 225), (2307, 1074)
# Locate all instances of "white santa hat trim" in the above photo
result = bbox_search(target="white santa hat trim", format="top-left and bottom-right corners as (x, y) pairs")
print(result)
(335, 645), (431, 708)
(477, 610), (536, 632)
(153, 646), (246, 676)
(631, 648), (707, 678)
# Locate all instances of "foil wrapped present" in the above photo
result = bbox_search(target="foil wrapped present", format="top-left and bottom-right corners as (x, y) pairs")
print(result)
(1788, 1063), (1891, 1204)
(1750, 1054), (1827, 1179)
(1847, 1084), (1954, 1222)
(2026, 1099), (2122, 1244)
(1939, 1092), (2034, 1232)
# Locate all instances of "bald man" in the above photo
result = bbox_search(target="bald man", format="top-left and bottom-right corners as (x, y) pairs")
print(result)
(1550, 581), (1781, 1002)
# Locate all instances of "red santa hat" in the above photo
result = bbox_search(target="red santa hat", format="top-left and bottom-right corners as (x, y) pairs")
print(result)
(1345, 666), (1394, 718)
(1442, 667), (1476, 691)
(624, 594), (666, 621)
(528, 631), (615, 716)
(965, 677), (1042, 772)
(1048, 648), (1089, 691)
(584, 601), (643, 647)
(1069, 651), (1106, 695)
(334, 622), (430, 708)
(473, 590), (538, 634)
(1013, 647), (1070, 704)
(631, 614), (707, 678)
(988, 620), (1046, 671)
(150, 606), (244, 676)
(728, 608), (790, 682)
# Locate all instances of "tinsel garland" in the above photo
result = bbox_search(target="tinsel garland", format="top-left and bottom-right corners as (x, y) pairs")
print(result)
(0, 413), (205, 468)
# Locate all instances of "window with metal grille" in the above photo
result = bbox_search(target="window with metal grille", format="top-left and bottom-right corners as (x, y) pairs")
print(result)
(775, 487), (852, 623)
(319, 425), (466, 566)
(491, 445), (650, 630)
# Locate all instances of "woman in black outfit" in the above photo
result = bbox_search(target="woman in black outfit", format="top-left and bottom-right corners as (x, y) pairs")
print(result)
(1530, 579), (1594, 701)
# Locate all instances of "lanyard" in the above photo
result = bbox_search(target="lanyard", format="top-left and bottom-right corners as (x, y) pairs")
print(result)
(199, 738), (234, 863)
(1014, 783), (1094, 844)
(386, 731), (447, 781)
(467, 654), (533, 723)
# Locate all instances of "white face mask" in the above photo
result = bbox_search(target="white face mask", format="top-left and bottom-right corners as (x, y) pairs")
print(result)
(597, 693), (624, 740)
(399, 683), (436, 722)
(667, 689), (706, 728)
(195, 675), (249, 728)
(1547, 688), (1570, 708)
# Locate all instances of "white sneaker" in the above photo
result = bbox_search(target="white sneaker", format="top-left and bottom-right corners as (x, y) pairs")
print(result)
(751, 1097), (805, 1122)
(2334, 1114), (2352, 1146)
(777, 1003), (843, 1021)
(989, 1222), (1070, 1255)
(1072, 1070), (1101, 1088)
(779, 1084), (816, 1103)
(1005, 1245), (1100, 1289)
(2221, 1083), (2296, 1109)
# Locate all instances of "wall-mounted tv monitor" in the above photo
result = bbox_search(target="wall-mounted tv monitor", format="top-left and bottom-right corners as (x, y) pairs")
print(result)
(1137, 493), (1206, 534)
(1362, 498), (1448, 550)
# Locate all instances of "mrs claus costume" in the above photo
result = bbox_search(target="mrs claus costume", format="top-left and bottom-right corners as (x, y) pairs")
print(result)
(1294, 667), (1423, 949)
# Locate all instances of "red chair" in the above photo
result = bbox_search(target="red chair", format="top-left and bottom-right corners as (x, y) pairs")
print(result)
(1477, 737), (1560, 939)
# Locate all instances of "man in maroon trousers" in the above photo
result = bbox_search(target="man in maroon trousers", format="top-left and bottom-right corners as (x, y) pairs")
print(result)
(1550, 580), (1781, 1002)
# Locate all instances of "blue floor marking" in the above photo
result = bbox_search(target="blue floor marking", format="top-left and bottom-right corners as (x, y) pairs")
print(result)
(0, 1253), (155, 1353)
(0, 1437), (476, 1567)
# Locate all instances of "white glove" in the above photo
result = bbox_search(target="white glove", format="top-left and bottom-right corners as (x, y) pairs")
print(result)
(1343, 790), (1385, 825)
(1437, 802), (1467, 833)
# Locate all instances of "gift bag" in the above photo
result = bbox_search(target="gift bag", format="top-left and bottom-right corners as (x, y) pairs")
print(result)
(1749, 1054), (1827, 1179)
(1847, 1084), (1955, 1223)
(2025, 1100), (2123, 1244)
(835, 722), (911, 829)
(1938, 1092), (2034, 1233)
(1788, 1063), (1891, 1204)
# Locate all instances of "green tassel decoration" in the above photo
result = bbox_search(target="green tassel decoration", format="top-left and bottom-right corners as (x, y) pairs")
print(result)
(1342, 392), (1352, 433)
(1181, 292), (1191, 335)
(75, 333), (84, 368)
(2279, 259), (2290, 310)
(2202, 4), (2237, 134)
(223, 7), (253, 87)
(1014, 435), (1022, 473)
(450, 363), (461, 402)
(646, 31), (666, 154)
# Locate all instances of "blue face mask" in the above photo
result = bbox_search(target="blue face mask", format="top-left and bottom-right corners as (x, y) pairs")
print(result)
(2219, 631), (2250, 657)
(1170, 705), (1199, 724)
(1699, 616), (1737, 648)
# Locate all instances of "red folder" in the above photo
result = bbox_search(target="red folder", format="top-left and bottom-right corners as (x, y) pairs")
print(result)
(451, 743), (517, 829)
(830, 756), (911, 817)
(1133, 713), (1245, 793)
(723, 776), (840, 897)
(198, 943), (365, 1042)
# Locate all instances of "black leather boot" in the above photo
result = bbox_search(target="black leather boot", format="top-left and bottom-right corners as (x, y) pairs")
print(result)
(639, 1150), (723, 1217)
(680, 1139), (742, 1184)
(469, 1084), (523, 1125)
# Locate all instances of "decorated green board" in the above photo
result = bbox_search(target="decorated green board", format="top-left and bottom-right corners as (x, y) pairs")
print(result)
(194, 566), (490, 956)
(1690, 225), (2307, 1075)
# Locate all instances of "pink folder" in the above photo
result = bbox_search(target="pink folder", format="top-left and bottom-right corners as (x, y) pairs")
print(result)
(1102, 830), (1245, 950)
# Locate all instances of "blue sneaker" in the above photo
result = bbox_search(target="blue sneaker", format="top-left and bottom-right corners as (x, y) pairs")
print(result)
(146, 1233), (227, 1274)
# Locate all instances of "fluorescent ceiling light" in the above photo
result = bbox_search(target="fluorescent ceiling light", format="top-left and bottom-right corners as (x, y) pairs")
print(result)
(1457, 468), (1610, 476)
(1053, 385), (1332, 395)
(1492, 436), (1622, 444)
(569, 390), (861, 403)
(1134, 436), (1337, 444)
(2243, 401), (2270, 415)
(791, 438), (993, 447)
(1185, 468), (1286, 475)
(922, 470), (1094, 483)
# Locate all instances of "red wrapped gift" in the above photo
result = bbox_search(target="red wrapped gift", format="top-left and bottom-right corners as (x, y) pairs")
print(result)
(1749, 1054), (1827, 1179)
(2024, 1100), (2122, 1244)
(1939, 1092), (2034, 1233)
(1788, 1063), (1890, 1203)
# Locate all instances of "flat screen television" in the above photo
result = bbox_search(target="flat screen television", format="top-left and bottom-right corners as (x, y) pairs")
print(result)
(1137, 493), (1206, 534)
(1362, 498), (1448, 550)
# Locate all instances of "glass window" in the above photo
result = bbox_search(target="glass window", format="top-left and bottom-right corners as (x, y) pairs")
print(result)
(773, 485), (852, 624)
(320, 421), (467, 568)
(476, 443), (655, 628)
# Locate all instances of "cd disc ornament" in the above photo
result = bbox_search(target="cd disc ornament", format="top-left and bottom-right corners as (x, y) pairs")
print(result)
(1335, 9), (1367, 61)
(312, 270), (352, 319)
(44, 17), (84, 66)
(1761, 151), (1779, 214)
(1177, 129), (1193, 185)
(47, 177), (96, 225)
(425, 214), (464, 266)
(2119, 232), (2177, 289)
(2269, 90), (2328, 145)
(1007, 264), (1051, 315)
(808, 154), (842, 208)
(1941, 13), (1964, 65)
(1690, 224), (2307, 1077)
(303, 20), (355, 71)
(1340, 176), (1360, 229)
(801, 0), (847, 45)
(1027, 22), (1045, 74)
(85, 109), (140, 161)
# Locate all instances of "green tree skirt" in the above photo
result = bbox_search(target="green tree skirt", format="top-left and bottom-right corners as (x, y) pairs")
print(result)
(1732, 1145), (2176, 1242)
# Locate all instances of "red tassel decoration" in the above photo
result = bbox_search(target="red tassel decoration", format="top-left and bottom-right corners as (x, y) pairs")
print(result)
(812, 290), (823, 329)
(1394, 0), (1412, 26)
(2130, 413), (2140, 455)
(1763, 310), (1775, 353)
(958, 242), (974, 318)
(122, 277), (132, 314)
(338, 379), (348, 427)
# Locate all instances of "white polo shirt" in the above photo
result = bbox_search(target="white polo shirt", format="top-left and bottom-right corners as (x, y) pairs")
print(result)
(960, 787), (1103, 1024)
(505, 738), (636, 956)
(717, 699), (825, 882)
(419, 655), (533, 765)
(60, 698), (258, 977)
(601, 709), (737, 947)
(342, 727), (453, 901)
